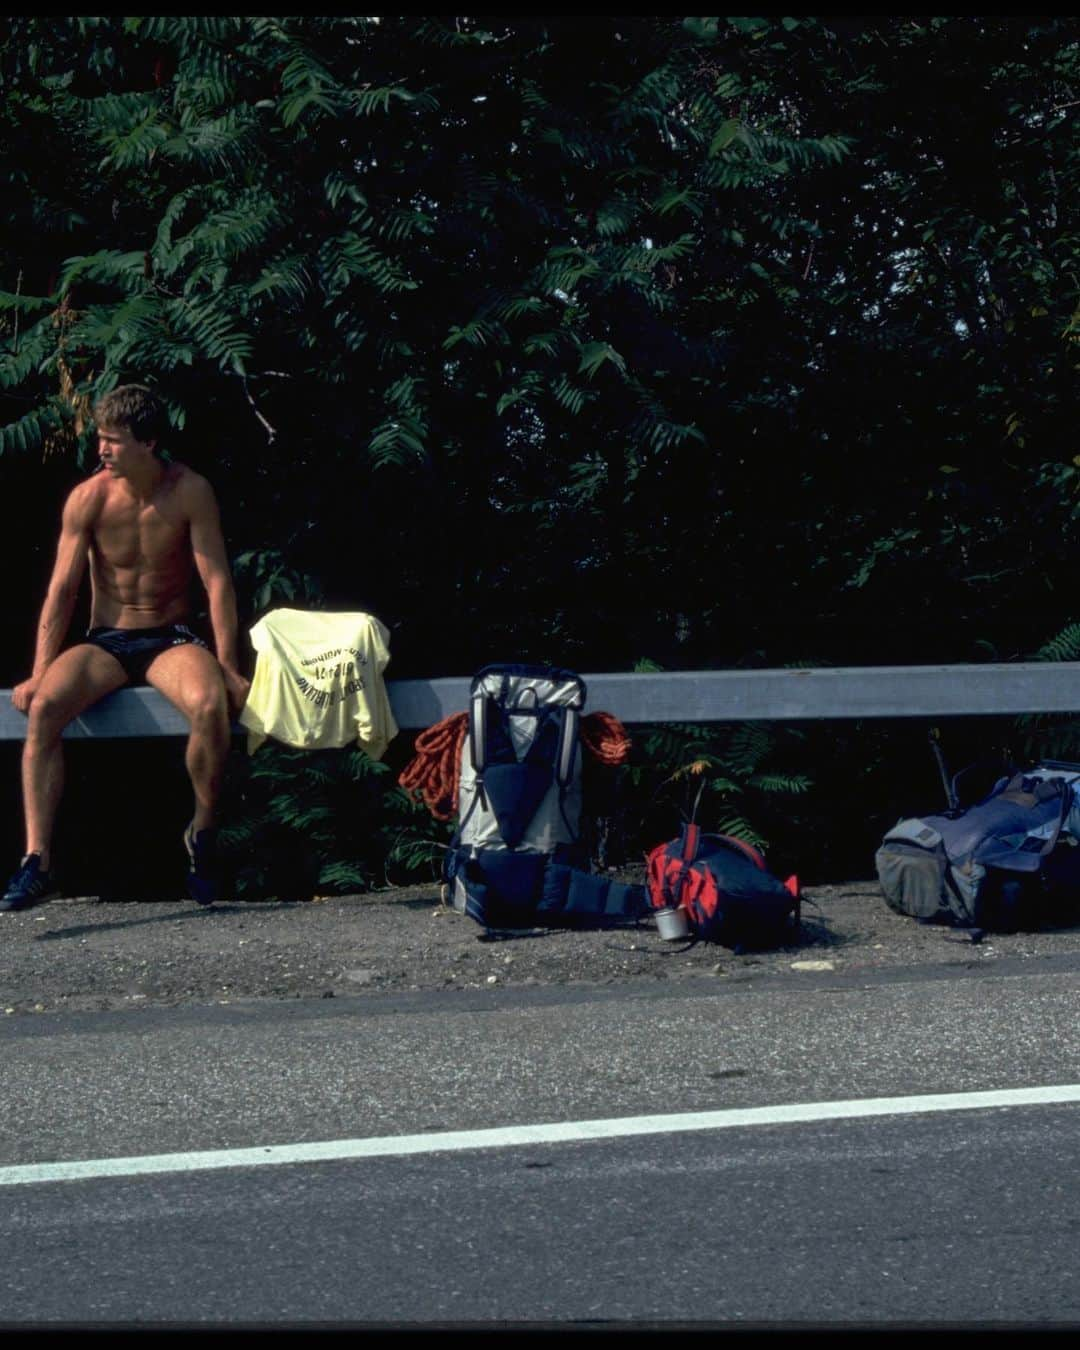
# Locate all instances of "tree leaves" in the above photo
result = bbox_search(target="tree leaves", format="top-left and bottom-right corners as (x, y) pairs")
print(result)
(709, 119), (743, 155)
(577, 341), (626, 380)
(1, 14), (1077, 719)
(0, 401), (65, 454)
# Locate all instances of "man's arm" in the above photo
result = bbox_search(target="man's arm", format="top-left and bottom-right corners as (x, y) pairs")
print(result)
(11, 488), (93, 712)
(187, 474), (251, 711)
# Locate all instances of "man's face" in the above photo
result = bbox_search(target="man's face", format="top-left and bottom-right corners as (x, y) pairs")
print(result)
(97, 424), (156, 477)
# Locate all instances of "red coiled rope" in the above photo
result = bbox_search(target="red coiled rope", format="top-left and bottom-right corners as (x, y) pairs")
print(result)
(398, 712), (469, 823)
(580, 708), (632, 767)
(398, 709), (632, 823)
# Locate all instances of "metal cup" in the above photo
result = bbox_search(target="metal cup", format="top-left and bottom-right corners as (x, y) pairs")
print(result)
(655, 905), (690, 940)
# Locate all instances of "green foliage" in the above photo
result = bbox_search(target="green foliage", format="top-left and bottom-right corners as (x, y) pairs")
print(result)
(230, 548), (324, 620)
(1014, 621), (1080, 763)
(3, 16), (1080, 888)
(626, 715), (813, 854)
(1031, 624), (1080, 665)
(216, 741), (440, 899)
(0, 401), (65, 454)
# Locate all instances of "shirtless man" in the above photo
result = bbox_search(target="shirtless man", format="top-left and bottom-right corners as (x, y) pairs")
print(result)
(1, 385), (250, 911)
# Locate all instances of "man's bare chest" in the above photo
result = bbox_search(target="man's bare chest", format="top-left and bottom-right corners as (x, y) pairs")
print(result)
(93, 500), (190, 570)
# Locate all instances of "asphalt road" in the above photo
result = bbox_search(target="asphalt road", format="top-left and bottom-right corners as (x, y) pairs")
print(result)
(3, 1105), (1078, 1326)
(1, 944), (1079, 1326)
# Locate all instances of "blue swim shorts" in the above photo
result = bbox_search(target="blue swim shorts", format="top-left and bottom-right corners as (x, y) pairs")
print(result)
(85, 623), (209, 685)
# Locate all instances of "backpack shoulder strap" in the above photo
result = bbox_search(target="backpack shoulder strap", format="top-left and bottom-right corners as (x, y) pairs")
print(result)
(469, 686), (487, 776)
(661, 823), (701, 909)
(713, 833), (768, 870)
(680, 822), (701, 863)
(555, 704), (579, 787)
(1037, 775), (1079, 858)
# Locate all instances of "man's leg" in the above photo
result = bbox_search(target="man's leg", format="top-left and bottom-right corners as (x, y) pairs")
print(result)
(21, 644), (129, 868)
(144, 643), (230, 834)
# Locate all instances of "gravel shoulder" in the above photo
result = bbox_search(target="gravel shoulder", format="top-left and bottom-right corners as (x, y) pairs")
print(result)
(4, 871), (1080, 1016)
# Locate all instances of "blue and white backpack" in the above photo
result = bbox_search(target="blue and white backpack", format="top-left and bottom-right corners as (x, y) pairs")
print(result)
(443, 664), (645, 930)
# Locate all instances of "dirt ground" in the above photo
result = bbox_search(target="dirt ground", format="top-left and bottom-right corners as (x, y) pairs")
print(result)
(4, 870), (1080, 1016)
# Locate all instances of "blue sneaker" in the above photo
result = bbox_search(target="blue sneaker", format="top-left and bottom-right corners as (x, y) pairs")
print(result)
(1, 854), (59, 912)
(184, 822), (221, 906)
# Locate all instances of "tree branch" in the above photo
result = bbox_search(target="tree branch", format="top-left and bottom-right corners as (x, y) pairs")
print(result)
(240, 374), (277, 445)
(13, 269), (21, 355)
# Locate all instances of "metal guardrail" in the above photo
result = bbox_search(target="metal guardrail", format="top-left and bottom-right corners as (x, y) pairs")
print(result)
(2, 663), (1080, 739)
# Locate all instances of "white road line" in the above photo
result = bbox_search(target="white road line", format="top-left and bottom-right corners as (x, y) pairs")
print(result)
(2, 1084), (1079, 1188)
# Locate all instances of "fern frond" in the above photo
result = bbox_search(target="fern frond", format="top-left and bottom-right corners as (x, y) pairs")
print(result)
(346, 85), (416, 117)
(183, 191), (280, 259)
(648, 233), (696, 262)
(323, 171), (367, 210)
(166, 295), (253, 372)
(490, 295), (547, 322)
(534, 249), (602, 295)
(316, 860), (371, 892)
(611, 62), (685, 130)
(276, 47), (346, 126)
(249, 255), (312, 304)
(152, 187), (204, 273)
(563, 457), (607, 504)
(749, 773), (813, 794)
(577, 341), (627, 380)
(368, 412), (428, 467)
(385, 833), (446, 872)
(0, 291), (55, 315)
(442, 317), (506, 351)
(651, 186), (705, 219)
(317, 232), (418, 297)
(713, 814), (768, 848)
(522, 331), (564, 358)
(59, 251), (148, 295)
(383, 374), (425, 410)
(550, 373), (590, 415)
(347, 752), (390, 782)
(90, 97), (170, 170)
(375, 207), (436, 242)
(633, 408), (706, 452)
(0, 318), (55, 388)
(141, 15), (245, 44)
(726, 723), (774, 774)
(65, 294), (166, 358)
(271, 800), (336, 829)
(595, 198), (639, 238)
(495, 370), (544, 416)
(280, 88), (340, 127)
(160, 108), (259, 171)
(0, 402), (66, 456)
(1032, 622), (1080, 663)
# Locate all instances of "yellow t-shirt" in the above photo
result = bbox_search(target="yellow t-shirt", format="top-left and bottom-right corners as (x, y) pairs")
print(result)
(239, 608), (398, 758)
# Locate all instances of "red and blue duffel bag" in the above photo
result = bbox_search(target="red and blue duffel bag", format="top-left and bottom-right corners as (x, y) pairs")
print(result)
(646, 823), (801, 948)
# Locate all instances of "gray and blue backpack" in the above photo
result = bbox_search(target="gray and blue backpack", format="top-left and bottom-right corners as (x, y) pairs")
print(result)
(875, 762), (1080, 931)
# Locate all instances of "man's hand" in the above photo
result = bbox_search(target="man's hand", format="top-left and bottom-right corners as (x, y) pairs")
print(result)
(221, 665), (251, 715)
(11, 676), (40, 714)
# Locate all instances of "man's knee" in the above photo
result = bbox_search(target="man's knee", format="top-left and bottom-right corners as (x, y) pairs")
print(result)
(187, 682), (229, 732)
(25, 691), (71, 742)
